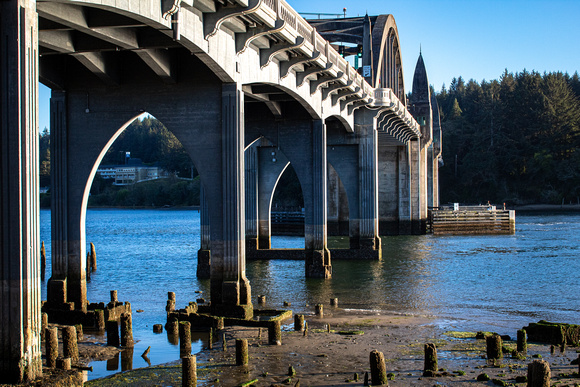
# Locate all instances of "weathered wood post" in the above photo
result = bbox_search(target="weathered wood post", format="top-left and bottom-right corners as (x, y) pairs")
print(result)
(258, 295), (266, 305)
(182, 354), (197, 387)
(167, 292), (176, 312)
(106, 320), (120, 347)
(294, 314), (305, 331)
(180, 321), (192, 356)
(369, 350), (388, 385)
(56, 357), (71, 370)
(95, 309), (105, 332)
(330, 298), (338, 307)
(423, 343), (438, 376)
(90, 242), (97, 271)
(486, 334), (503, 363)
(517, 329), (527, 354)
(45, 327), (59, 368)
(41, 241), (47, 281)
(120, 313), (134, 347)
(110, 290), (118, 304)
(527, 359), (550, 387)
(41, 312), (48, 342)
(62, 326), (79, 363)
(75, 324), (83, 342)
(236, 339), (248, 365)
(269, 320), (282, 345)
(315, 304), (323, 317)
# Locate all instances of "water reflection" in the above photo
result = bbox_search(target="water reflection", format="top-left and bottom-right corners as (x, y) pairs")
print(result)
(38, 210), (580, 380)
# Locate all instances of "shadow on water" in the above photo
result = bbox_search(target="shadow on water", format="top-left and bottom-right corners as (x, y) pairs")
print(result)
(40, 209), (580, 380)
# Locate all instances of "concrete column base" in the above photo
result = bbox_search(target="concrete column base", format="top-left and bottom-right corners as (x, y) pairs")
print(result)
(305, 249), (332, 278)
(258, 235), (271, 250)
(246, 238), (258, 260)
(211, 279), (253, 319)
(47, 278), (68, 306)
(196, 250), (211, 279)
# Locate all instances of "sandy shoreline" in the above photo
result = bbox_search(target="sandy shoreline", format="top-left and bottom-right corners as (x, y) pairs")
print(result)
(84, 307), (580, 386)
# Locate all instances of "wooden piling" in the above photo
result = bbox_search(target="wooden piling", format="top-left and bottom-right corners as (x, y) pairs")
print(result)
(106, 320), (120, 347)
(153, 324), (163, 333)
(167, 292), (176, 312)
(40, 241), (46, 281)
(315, 303), (323, 317)
(89, 242), (97, 271)
(369, 350), (388, 385)
(182, 355), (197, 387)
(41, 312), (48, 342)
(294, 314), (305, 331)
(423, 343), (438, 376)
(110, 290), (118, 303)
(330, 298), (338, 307)
(527, 359), (551, 387)
(86, 252), (91, 281)
(236, 339), (248, 366)
(45, 327), (58, 368)
(486, 333), (503, 362)
(75, 324), (83, 342)
(62, 325), (79, 363)
(120, 313), (134, 347)
(180, 321), (192, 356)
(257, 295), (266, 305)
(222, 333), (227, 351)
(56, 357), (71, 371)
(517, 329), (527, 354)
(95, 309), (105, 332)
(269, 320), (282, 345)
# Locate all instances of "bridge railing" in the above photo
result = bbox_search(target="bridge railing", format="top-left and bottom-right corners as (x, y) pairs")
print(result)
(262, 0), (372, 102)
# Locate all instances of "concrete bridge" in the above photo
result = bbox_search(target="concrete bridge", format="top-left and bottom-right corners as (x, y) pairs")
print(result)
(0, 0), (441, 382)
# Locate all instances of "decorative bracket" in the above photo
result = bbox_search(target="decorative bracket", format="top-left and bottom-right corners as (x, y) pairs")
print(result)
(280, 51), (321, 79)
(295, 62), (332, 87)
(310, 71), (343, 95)
(236, 19), (285, 54)
(260, 36), (304, 68)
(321, 79), (353, 101)
(204, 0), (262, 40)
(331, 87), (360, 106)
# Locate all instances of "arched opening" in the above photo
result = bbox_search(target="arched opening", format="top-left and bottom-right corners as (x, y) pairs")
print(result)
(41, 114), (209, 379)
(270, 163), (305, 248)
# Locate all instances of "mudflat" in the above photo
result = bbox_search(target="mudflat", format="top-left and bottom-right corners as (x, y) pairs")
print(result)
(86, 307), (580, 386)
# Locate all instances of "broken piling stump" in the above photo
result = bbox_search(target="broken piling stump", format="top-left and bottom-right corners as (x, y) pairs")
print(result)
(41, 312), (48, 342)
(89, 242), (97, 271)
(121, 312), (134, 347)
(182, 354), (197, 387)
(180, 321), (192, 356)
(369, 350), (388, 385)
(56, 357), (71, 371)
(167, 292), (176, 312)
(95, 309), (105, 332)
(423, 343), (438, 376)
(40, 241), (46, 281)
(153, 324), (163, 333)
(62, 326), (79, 363)
(269, 320), (282, 345)
(330, 298), (338, 307)
(257, 295), (266, 305)
(517, 329), (527, 354)
(527, 359), (550, 387)
(236, 339), (248, 366)
(315, 303), (323, 317)
(75, 324), (83, 342)
(106, 320), (120, 347)
(294, 314), (304, 331)
(45, 327), (58, 368)
(486, 333), (503, 362)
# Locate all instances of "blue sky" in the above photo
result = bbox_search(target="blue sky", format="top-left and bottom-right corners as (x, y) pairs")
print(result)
(38, 0), (580, 131)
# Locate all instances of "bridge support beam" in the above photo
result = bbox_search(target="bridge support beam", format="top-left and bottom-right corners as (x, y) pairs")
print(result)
(245, 144), (259, 254)
(353, 109), (381, 257)
(0, 0), (43, 382)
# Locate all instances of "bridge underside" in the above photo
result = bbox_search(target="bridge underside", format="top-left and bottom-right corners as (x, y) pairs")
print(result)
(0, 0), (439, 382)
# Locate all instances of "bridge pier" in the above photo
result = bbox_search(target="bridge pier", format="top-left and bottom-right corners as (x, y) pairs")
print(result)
(0, 0), (43, 382)
(196, 185), (211, 279)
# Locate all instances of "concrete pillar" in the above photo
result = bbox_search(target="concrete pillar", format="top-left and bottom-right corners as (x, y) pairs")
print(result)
(305, 120), (331, 278)
(245, 144), (259, 253)
(427, 145), (434, 209)
(0, 0), (43, 382)
(409, 138), (423, 234)
(398, 144), (412, 234)
(210, 83), (252, 319)
(196, 185), (210, 279)
(47, 91), (69, 306)
(355, 110), (381, 257)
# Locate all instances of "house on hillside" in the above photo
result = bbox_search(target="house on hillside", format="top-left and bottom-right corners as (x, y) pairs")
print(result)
(97, 158), (170, 186)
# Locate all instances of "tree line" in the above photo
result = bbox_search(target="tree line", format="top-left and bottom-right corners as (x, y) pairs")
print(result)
(436, 70), (580, 205)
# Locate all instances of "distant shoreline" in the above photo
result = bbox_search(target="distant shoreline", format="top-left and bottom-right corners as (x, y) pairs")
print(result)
(512, 204), (580, 212)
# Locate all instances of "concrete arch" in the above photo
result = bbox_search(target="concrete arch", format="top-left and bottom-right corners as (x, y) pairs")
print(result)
(371, 14), (406, 101)
(324, 114), (353, 133)
(243, 81), (321, 121)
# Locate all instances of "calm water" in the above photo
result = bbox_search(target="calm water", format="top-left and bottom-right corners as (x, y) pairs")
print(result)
(39, 209), (580, 379)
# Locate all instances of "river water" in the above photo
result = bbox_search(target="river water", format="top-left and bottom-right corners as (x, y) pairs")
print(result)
(39, 209), (580, 380)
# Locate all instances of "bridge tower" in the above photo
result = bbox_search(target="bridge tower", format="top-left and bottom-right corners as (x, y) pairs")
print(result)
(409, 52), (434, 232)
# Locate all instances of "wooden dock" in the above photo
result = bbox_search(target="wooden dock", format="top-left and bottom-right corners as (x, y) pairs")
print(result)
(428, 205), (515, 235)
